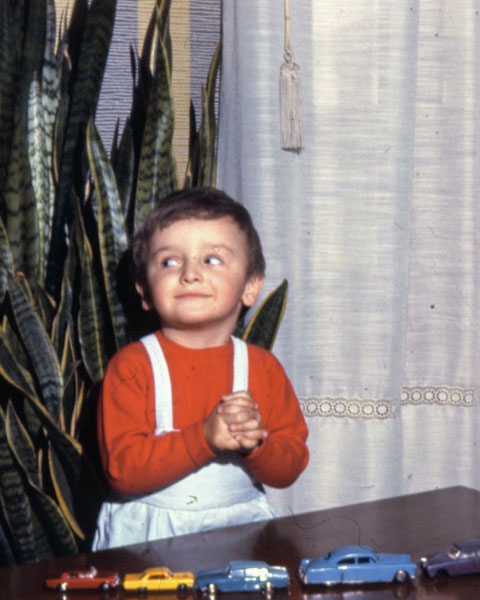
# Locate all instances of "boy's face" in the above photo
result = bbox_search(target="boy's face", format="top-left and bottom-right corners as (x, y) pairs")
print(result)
(136, 217), (263, 346)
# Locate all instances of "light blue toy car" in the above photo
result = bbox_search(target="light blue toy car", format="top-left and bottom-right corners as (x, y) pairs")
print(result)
(196, 560), (290, 594)
(298, 545), (416, 586)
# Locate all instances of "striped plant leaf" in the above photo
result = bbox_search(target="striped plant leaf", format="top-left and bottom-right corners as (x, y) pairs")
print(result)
(53, 49), (71, 187)
(0, 406), (48, 562)
(0, 0), (17, 192)
(134, 1), (176, 231)
(3, 109), (39, 283)
(51, 250), (81, 435)
(73, 201), (108, 383)
(0, 216), (14, 304)
(5, 403), (40, 491)
(241, 280), (289, 350)
(7, 271), (63, 422)
(197, 41), (221, 187)
(25, 470), (78, 557)
(47, 0), (116, 297)
(27, 0), (60, 285)
(21, 397), (43, 457)
(51, 253), (74, 361)
(111, 117), (135, 225)
(21, 0), (47, 82)
(68, 379), (85, 439)
(32, 285), (57, 339)
(48, 442), (84, 539)
(87, 118), (128, 350)
(0, 333), (37, 403)
(5, 404), (78, 556)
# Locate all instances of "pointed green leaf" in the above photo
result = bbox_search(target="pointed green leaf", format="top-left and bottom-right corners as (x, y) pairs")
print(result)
(197, 41), (221, 187)
(0, 0), (17, 192)
(51, 251), (74, 360)
(7, 271), (63, 422)
(111, 117), (135, 224)
(6, 403), (40, 490)
(0, 332), (37, 408)
(135, 3), (176, 230)
(73, 202), (107, 382)
(242, 280), (288, 350)
(3, 109), (39, 283)
(48, 442), (84, 539)
(87, 119), (128, 350)
(27, 1), (60, 285)
(0, 406), (47, 562)
(0, 216), (14, 303)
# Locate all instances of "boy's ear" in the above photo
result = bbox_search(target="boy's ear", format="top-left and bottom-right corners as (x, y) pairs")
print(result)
(241, 275), (264, 308)
(135, 283), (152, 311)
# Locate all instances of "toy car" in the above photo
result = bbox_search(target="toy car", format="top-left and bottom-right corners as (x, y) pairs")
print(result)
(123, 567), (195, 592)
(45, 566), (121, 591)
(195, 560), (290, 594)
(420, 539), (480, 577)
(298, 545), (416, 586)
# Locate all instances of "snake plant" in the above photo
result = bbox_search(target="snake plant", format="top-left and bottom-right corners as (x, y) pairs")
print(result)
(0, 0), (287, 566)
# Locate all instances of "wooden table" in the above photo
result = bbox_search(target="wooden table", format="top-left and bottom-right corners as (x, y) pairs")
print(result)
(2, 485), (480, 599)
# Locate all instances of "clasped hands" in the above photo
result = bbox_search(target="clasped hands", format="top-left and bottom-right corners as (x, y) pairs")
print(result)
(203, 391), (268, 454)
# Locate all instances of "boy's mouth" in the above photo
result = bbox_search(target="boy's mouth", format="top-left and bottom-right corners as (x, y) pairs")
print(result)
(175, 293), (210, 299)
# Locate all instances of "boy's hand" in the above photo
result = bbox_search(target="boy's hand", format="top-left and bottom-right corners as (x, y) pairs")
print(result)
(218, 391), (268, 453)
(203, 391), (267, 453)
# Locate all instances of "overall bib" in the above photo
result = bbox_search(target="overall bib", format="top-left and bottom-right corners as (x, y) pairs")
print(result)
(92, 335), (275, 550)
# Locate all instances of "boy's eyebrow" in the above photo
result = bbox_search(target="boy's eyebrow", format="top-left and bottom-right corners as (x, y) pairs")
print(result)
(149, 245), (175, 257)
(148, 243), (237, 258)
(210, 244), (235, 254)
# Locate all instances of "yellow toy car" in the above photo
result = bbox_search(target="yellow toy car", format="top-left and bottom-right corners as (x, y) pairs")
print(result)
(123, 567), (195, 592)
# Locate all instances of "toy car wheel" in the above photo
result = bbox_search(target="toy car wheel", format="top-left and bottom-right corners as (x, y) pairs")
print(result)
(207, 583), (217, 595)
(264, 581), (274, 594)
(100, 582), (110, 591)
(394, 570), (408, 583)
(58, 583), (68, 592)
(435, 569), (448, 579)
(139, 587), (148, 593)
(177, 583), (188, 595)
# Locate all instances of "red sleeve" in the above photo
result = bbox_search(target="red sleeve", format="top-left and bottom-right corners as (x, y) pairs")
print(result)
(97, 342), (215, 495)
(243, 346), (309, 488)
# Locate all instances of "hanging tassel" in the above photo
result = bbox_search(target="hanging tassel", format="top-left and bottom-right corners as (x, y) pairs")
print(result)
(280, 0), (303, 152)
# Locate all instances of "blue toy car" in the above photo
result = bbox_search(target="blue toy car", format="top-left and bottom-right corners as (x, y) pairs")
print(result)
(298, 545), (416, 586)
(196, 560), (290, 594)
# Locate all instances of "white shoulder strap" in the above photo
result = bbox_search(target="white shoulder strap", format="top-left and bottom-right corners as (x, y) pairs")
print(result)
(141, 333), (173, 434)
(231, 336), (249, 392)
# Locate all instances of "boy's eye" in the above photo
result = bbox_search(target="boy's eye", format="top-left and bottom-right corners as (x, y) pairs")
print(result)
(162, 257), (180, 267)
(205, 255), (222, 265)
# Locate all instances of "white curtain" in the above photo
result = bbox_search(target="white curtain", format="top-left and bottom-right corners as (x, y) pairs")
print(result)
(217, 0), (480, 516)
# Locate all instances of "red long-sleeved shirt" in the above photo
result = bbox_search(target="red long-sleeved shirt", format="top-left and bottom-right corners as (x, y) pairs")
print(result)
(98, 331), (309, 496)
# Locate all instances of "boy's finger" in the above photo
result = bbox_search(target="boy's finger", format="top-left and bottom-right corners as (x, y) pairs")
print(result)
(233, 430), (268, 449)
(217, 400), (258, 414)
(228, 416), (262, 432)
(221, 391), (254, 403)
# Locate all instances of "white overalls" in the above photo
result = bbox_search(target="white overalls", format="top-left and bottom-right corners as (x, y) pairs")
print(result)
(92, 334), (275, 550)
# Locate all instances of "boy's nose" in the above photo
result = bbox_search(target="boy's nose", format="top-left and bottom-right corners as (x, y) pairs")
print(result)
(181, 258), (202, 282)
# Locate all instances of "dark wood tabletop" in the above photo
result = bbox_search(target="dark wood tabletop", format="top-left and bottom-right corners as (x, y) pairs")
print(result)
(2, 485), (480, 599)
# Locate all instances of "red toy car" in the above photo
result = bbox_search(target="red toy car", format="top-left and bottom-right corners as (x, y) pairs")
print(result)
(45, 566), (121, 591)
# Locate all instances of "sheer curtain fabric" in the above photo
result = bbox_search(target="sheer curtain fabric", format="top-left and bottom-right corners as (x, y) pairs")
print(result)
(217, 0), (480, 516)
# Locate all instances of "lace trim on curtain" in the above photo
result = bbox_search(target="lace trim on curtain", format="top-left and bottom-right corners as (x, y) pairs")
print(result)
(300, 386), (479, 419)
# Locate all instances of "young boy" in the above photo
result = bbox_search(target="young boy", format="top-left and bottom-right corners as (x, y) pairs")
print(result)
(92, 187), (308, 550)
